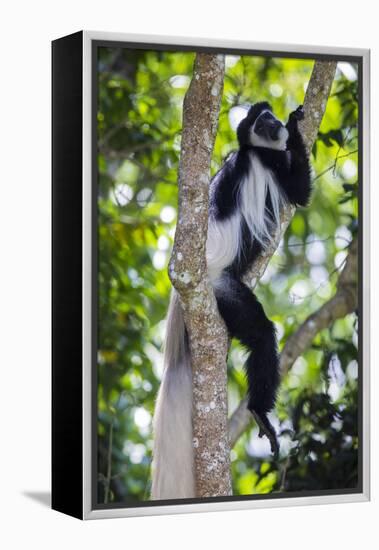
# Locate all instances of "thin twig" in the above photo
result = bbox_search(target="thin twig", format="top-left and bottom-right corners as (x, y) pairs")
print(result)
(281, 235), (352, 248)
(313, 149), (358, 181)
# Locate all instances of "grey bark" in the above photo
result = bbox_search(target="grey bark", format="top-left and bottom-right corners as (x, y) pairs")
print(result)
(168, 53), (232, 497)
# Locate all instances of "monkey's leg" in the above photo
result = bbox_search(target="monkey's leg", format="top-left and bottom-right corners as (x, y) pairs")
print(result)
(214, 274), (280, 458)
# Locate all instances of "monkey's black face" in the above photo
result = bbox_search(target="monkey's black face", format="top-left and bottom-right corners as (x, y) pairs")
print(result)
(236, 101), (289, 151)
(253, 111), (284, 141)
(250, 109), (289, 150)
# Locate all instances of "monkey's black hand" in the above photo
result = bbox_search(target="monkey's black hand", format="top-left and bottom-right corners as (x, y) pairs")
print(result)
(251, 410), (279, 460)
(289, 105), (304, 122)
(286, 106), (304, 139)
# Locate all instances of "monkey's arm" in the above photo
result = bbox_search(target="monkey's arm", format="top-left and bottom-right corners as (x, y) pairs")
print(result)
(254, 106), (312, 207)
(283, 105), (312, 206)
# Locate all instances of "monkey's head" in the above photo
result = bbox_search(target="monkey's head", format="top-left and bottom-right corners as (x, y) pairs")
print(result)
(236, 102), (289, 150)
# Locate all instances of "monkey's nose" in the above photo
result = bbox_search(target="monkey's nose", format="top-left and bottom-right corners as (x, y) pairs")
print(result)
(269, 123), (282, 140)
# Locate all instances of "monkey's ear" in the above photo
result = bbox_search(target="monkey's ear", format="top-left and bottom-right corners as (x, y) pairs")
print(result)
(229, 104), (251, 131)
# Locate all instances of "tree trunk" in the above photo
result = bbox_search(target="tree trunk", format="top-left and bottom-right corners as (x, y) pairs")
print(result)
(168, 53), (232, 498)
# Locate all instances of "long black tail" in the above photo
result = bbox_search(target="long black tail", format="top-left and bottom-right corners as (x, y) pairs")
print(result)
(214, 273), (280, 423)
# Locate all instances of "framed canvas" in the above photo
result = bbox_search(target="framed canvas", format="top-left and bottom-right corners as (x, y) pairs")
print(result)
(52, 31), (370, 520)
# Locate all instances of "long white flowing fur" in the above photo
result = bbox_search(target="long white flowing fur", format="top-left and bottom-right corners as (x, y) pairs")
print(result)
(151, 291), (195, 499)
(238, 152), (284, 247)
(151, 151), (286, 500)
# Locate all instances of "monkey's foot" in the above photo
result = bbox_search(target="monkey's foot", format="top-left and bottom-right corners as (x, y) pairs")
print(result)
(251, 410), (280, 460)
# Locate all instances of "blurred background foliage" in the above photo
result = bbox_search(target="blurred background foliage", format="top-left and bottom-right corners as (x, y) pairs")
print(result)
(96, 47), (359, 504)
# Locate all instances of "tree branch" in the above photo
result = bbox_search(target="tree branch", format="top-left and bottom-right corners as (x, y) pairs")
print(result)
(169, 54), (232, 497)
(280, 237), (357, 374)
(229, 236), (357, 448)
(231, 60), (338, 447)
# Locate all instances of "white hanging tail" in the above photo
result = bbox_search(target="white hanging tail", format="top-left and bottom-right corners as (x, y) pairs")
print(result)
(151, 291), (195, 499)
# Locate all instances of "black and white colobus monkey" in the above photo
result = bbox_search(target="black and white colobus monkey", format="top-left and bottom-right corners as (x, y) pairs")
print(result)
(152, 102), (312, 500)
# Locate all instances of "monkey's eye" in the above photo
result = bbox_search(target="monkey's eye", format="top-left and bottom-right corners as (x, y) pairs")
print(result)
(255, 120), (264, 132)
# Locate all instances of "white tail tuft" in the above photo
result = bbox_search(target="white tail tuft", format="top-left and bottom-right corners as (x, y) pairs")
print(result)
(151, 291), (195, 499)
